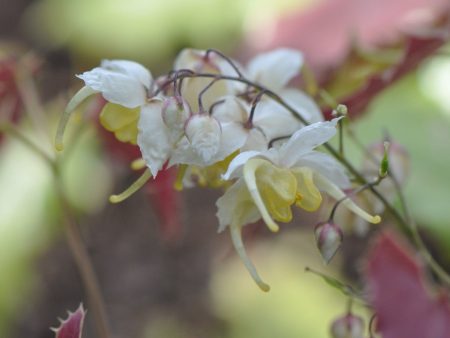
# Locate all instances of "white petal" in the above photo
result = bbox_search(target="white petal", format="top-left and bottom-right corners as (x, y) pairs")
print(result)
(295, 151), (350, 189)
(77, 68), (147, 108)
(137, 100), (171, 176)
(247, 48), (303, 91)
(279, 118), (340, 168)
(212, 96), (248, 123)
(174, 48), (203, 70)
(214, 122), (248, 161)
(223, 150), (262, 180)
(252, 99), (303, 140)
(242, 128), (269, 152)
(100, 59), (153, 89)
(280, 88), (323, 124)
(216, 178), (261, 232)
(168, 137), (201, 167)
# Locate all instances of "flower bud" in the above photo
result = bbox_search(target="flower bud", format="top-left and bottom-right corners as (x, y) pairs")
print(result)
(330, 313), (365, 338)
(185, 114), (221, 163)
(314, 221), (343, 264)
(162, 96), (191, 141)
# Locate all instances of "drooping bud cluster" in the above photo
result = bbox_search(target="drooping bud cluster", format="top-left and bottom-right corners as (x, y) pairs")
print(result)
(57, 47), (383, 291)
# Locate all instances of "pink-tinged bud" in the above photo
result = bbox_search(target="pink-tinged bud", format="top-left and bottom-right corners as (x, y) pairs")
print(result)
(162, 96), (191, 141)
(315, 221), (343, 264)
(185, 114), (221, 163)
(330, 313), (365, 338)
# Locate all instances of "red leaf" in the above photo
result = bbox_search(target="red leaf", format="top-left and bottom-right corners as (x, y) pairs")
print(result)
(51, 304), (86, 338)
(146, 167), (183, 241)
(250, 0), (449, 71)
(366, 232), (450, 338)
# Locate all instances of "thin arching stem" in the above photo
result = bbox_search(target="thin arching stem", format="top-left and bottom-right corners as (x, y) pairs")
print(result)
(176, 71), (450, 285)
(1, 123), (112, 338)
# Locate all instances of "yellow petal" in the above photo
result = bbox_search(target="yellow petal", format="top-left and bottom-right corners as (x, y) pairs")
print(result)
(244, 159), (297, 231)
(114, 123), (138, 144)
(292, 167), (322, 212)
(257, 162), (297, 222)
(100, 103), (139, 143)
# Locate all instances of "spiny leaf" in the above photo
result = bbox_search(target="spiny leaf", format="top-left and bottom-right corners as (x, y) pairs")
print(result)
(50, 303), (86, 338)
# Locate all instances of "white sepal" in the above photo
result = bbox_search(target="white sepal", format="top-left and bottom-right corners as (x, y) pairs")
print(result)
(185, 114), (222, 163)
(137, 99), (171, 177)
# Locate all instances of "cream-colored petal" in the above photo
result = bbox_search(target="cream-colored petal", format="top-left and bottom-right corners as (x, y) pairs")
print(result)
(216, 178), (261, 232)
(55, 86), (97, 151)
(291, 167), (322, 212)
(243, 159), (280, 232)
(315, 173), (381, 224)
(230, 224), (270, 292)
(223, 150), (262, 180)
(247, 48), (303, 91)
(280, 88), (323, 124)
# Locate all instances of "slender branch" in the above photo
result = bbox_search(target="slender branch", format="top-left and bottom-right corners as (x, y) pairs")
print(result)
(53, 163), (112, 338)
(14, 61), (51, 146)
(1, 123), (112, 337)
(175, 70), (450, 285)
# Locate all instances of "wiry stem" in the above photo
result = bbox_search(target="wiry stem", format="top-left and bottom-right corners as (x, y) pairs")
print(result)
(53, 165), (112, 338)
(1, 123), (112, 337)
(175, 71), (450, 285)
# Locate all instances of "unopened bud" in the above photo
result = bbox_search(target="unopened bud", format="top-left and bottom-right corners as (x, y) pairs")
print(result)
(185, 114), (221, 163)
(314, 221), (343, 264)
(330, 313), (365, 338)
(379, 141), (390, 178)
(162, 96), (191, 141)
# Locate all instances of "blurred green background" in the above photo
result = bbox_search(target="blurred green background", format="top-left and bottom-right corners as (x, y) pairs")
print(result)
(1, 0), (449, 337)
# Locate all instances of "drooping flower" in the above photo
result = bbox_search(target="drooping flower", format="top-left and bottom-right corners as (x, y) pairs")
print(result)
(56, 59), (153, 150)
(315, 221), (344, 264)
(216, 119), (380, 290)
(173, 48), (239, 111)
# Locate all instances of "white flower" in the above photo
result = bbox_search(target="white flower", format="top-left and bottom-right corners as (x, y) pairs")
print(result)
(56, 59), (153, 150)
(216, 119), (380, 290)
(77, 60), (152, 108)
(174, 48), (239, 112)
(137, 97), (193, 177)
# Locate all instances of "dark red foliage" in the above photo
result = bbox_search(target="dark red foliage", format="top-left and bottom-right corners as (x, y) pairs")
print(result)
(366, 232), (450, 338)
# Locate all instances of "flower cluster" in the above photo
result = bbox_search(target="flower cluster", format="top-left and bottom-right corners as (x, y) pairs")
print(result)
(56, 48), (381, 291)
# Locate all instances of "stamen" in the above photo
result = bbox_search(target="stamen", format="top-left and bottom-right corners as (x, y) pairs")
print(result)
(243, 159), (280, 232)
(230, 224), (270, 292)
(130, 158), (146, 171)
(109, 169), (152, 203)
(55, 86), (97, 151)
(174, 164), (188, 191)
(316, 175), (381, 224)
